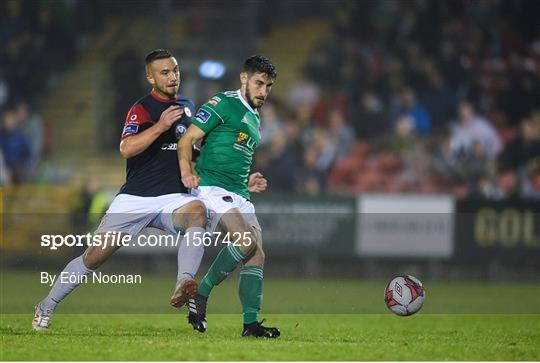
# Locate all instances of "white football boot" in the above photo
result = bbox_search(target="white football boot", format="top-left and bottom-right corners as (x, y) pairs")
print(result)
(32, 303), (53, 331)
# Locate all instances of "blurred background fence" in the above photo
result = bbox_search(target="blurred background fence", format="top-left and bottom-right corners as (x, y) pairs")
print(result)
(1, 0), (539, 281)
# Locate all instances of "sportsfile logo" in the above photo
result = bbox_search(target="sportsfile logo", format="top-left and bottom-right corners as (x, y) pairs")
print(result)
(40, 231), (253, 250)
(40, 232), (182, 250)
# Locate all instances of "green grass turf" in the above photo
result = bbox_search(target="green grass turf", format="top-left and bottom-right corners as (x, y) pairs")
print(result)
(1, 271), (539, 360)
(2, 314), (539, 360)
(2, 271), (539, 314)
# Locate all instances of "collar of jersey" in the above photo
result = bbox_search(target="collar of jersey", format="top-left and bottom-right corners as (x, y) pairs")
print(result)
(151, 89), (177, 103)
(236, 89), (258, 115)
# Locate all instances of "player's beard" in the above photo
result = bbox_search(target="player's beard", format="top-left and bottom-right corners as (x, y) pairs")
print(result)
(246, 86), (264, 109)
(157, 84), (178, 99)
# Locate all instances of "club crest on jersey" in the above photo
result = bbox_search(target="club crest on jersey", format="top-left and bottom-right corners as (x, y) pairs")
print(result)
(195, 109), (211, 123)
(234, 131), (257, 154)
(175, 123), (187, 139)
(122, 124), (138, 137)
(236, 132), (249, 143)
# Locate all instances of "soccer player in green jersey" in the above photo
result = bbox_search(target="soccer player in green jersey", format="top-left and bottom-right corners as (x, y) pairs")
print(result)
(178, 55), (279, 338)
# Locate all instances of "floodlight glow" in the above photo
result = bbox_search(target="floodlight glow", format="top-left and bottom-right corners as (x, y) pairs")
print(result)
(199, 60), (226, 80)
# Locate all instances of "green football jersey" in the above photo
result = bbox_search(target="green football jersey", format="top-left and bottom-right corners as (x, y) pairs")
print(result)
(192, 90), (261, 199)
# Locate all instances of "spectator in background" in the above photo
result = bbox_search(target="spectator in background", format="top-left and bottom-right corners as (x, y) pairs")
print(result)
(294, 103), (318, 147)
(420, 67), (455, 130)
(295, 144), (326, 195)
(500, 117), (540, 174)
(327, 108), (355, 160)
(431, 134), (461, 188)
(70, 177), (110, 256)
(496, 72), (540, 126)
(522, 167), (540, 200)
(455, 140), (496, 196)
(259, 101), (283, 147)
(395, 87), (431, 135)
(495, 170), (520, 200)
(0, 149), (11, 185)
(349, 91), (388, 139)
(109, 47), (146, 149)
(450, 101), (503, 160)
(0, 106), (31, 183)
(257, 119), (303, 193)
(16, 100), (44, 178)
(286, 75), (320, 109)
(382, 115), (418, 154)
(0, 77), (8, 107)
(311, 128), (337, 175)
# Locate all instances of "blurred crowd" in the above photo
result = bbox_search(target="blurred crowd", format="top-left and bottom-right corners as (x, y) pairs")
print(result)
(0, 101), (51, 185)
(0, 0), (108, 185)
(254, 0), (540, 200)
(1, 0), (539, 201)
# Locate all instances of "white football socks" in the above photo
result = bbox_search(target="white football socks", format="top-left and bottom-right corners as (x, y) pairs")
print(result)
(176, 227), (205, 287)
(41, 255), (93, 311)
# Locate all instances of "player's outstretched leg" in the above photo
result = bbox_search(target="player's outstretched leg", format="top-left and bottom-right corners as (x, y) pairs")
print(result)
(239, 230), (280, 338)
(170, 200), (207, 308)
(32, 238), (122, 331)
(189, 210), (257, 333)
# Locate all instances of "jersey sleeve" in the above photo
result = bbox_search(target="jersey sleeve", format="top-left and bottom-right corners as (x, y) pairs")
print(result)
(191, 95), (226, 134)
(173, 99), (196, 140)
(121, 103), (152, 140)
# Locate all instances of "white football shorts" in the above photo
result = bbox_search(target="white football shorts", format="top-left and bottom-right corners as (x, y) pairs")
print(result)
(94, 193), (199, 235)
(191, 186), (261, 233)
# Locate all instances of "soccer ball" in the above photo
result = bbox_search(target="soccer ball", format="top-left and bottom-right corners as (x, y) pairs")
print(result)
(384, 275), (425, 316)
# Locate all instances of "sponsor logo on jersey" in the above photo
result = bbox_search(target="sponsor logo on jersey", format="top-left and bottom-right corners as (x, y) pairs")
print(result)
(195, 109), (211, 123)
(122, 124), (139, 137)
(128, 114), (138, 122)
(183, 107), (192, 117)
(208, 96), (222, 107)
(240, 116), (249, 124)
(161, 143), (177, 150)
(234, 131), (257, 154)
(175, 124), (187, 139)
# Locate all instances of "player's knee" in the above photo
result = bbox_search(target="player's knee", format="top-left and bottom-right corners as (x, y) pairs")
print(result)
(238, 232), (256, 256)
(244, 244), (265, 266)
(174, 200), (207, 229)
(240, 227), (261, 258)
(186, 200), (207, 227)
(83, 248), (102, 270)
(254, 246), (266, 265)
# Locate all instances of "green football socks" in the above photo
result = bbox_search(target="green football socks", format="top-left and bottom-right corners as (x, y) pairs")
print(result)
(198, 244), (246, 297)
(239, 265), (263, 324)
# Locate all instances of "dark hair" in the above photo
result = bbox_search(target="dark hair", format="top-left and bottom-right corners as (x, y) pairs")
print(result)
(243, 55), (277, 79)
(145, 49), (173, 65)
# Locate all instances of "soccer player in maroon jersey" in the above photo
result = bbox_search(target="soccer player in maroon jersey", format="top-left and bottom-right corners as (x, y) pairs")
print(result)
(32, 49), (266, 331)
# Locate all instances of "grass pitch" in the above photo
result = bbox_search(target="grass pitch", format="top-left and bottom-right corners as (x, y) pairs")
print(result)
(2, 314), (539, 361)
(1, 271), (539, 360)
